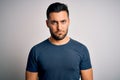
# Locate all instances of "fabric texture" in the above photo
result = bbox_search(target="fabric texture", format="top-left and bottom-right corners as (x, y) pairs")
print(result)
(26, 38), (92, 80)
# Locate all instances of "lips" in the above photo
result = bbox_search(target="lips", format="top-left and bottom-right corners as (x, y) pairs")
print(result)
(56, 30), (63, 33)
(57, 32), (63, 35)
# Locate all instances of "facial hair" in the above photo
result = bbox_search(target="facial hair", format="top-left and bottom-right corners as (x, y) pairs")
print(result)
(49, 29), (68, 40)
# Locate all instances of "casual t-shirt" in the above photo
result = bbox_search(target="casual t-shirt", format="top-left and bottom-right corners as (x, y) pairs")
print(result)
(26, 38), (92, 80)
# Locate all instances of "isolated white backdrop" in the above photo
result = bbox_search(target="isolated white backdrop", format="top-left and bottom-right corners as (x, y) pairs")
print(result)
(0, 0), (120, 80)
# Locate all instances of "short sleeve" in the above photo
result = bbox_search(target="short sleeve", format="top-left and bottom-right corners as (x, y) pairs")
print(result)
(26, 47), (38, 72)
(79, 46), (92, 70)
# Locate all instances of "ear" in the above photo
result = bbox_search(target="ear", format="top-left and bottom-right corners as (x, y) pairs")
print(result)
(46, 20), (49, 28)
(68, 18), (70, 26)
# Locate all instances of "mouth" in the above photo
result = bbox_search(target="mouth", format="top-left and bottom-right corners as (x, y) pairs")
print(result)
(57, 31), (64, 35)
(56, 30), (64, 33)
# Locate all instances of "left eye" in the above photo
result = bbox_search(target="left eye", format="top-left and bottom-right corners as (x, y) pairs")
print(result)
(61, 20), (66, 24)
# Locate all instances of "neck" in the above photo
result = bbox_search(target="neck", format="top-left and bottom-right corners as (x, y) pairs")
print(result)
(49, 36), (70, 45)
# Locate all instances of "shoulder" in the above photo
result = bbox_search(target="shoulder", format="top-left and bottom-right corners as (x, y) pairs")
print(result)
(69, 38), (89, 56)
(28, 39), (50, 59)
(31, 39), (49, 52)
(70, 38), (88, 49)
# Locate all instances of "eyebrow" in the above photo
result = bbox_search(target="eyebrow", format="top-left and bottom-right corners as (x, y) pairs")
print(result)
(61, 20), (66, 22)
(50, 19), (66, 22)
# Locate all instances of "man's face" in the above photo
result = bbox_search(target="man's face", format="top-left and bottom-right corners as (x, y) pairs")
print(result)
(46, 11), (70, 40)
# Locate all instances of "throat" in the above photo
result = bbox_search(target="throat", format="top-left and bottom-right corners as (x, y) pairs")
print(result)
(49, 36), (70, 45)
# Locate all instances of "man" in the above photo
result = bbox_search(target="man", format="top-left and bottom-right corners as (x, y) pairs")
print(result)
(26, 2), (93, 80)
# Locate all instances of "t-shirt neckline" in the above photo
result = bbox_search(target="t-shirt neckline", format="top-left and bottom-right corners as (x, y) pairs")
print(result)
(47, 38), (72, 47)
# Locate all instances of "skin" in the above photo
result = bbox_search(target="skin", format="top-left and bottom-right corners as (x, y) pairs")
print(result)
(81, 68), (93, 80)
(46, 11), (70, 45)
(26, 11), (93, 80)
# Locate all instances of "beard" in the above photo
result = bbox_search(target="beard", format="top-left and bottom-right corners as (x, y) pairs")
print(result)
(49, 29), (68, 40)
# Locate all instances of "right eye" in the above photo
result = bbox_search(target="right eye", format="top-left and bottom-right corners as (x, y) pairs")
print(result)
(51, 21), (57, 25)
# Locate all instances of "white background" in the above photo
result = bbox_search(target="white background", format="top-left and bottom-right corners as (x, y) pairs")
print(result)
(0, 0), (120, 80)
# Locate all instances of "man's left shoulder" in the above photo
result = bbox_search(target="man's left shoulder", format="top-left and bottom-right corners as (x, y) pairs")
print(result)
(70, 38), (88, 49)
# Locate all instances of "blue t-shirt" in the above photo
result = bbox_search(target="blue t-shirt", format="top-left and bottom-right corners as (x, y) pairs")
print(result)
(26, 38), (92, 80)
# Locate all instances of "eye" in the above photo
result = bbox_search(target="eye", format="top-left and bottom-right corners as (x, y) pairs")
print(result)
(61, 20), (66, 24)
(51, 21), (57, 25)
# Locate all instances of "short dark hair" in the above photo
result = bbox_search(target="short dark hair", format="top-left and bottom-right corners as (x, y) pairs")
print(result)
(46, 2), (69, 19)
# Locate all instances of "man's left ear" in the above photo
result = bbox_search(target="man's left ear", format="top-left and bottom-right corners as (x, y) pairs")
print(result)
(68, 19), (70, 25)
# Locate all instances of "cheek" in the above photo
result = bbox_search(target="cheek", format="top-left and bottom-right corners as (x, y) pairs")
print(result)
(49, 26), (57, 32)
(64, 25), (69, 30)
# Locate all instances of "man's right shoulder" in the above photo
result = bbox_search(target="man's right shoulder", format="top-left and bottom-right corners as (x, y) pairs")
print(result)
(31, 39), (49, 51)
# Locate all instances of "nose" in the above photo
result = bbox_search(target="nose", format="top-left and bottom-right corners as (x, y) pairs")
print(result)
(57, 22), (62, 30)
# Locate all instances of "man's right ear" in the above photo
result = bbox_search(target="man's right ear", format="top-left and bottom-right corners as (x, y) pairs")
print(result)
(46, 20), (49, 28)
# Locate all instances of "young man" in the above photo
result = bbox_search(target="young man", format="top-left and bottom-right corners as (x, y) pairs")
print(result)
(26, 2), (93, 80)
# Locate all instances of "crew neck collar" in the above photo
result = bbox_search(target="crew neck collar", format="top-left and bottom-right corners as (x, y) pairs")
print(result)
(47, 38), (71, 47)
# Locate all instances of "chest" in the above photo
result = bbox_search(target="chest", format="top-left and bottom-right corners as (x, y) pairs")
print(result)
(37, 48), (81, 72)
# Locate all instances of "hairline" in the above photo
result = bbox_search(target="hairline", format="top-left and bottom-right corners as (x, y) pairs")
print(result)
(46, 2), (69, 19)
(47, 10), (69, 20)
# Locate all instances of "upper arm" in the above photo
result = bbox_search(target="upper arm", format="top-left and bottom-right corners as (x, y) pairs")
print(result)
(80, 68), (93, 80)
(25, 71), (38, 80)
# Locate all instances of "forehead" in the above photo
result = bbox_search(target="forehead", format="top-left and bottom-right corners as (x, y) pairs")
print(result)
(49, 11), (69, 20)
